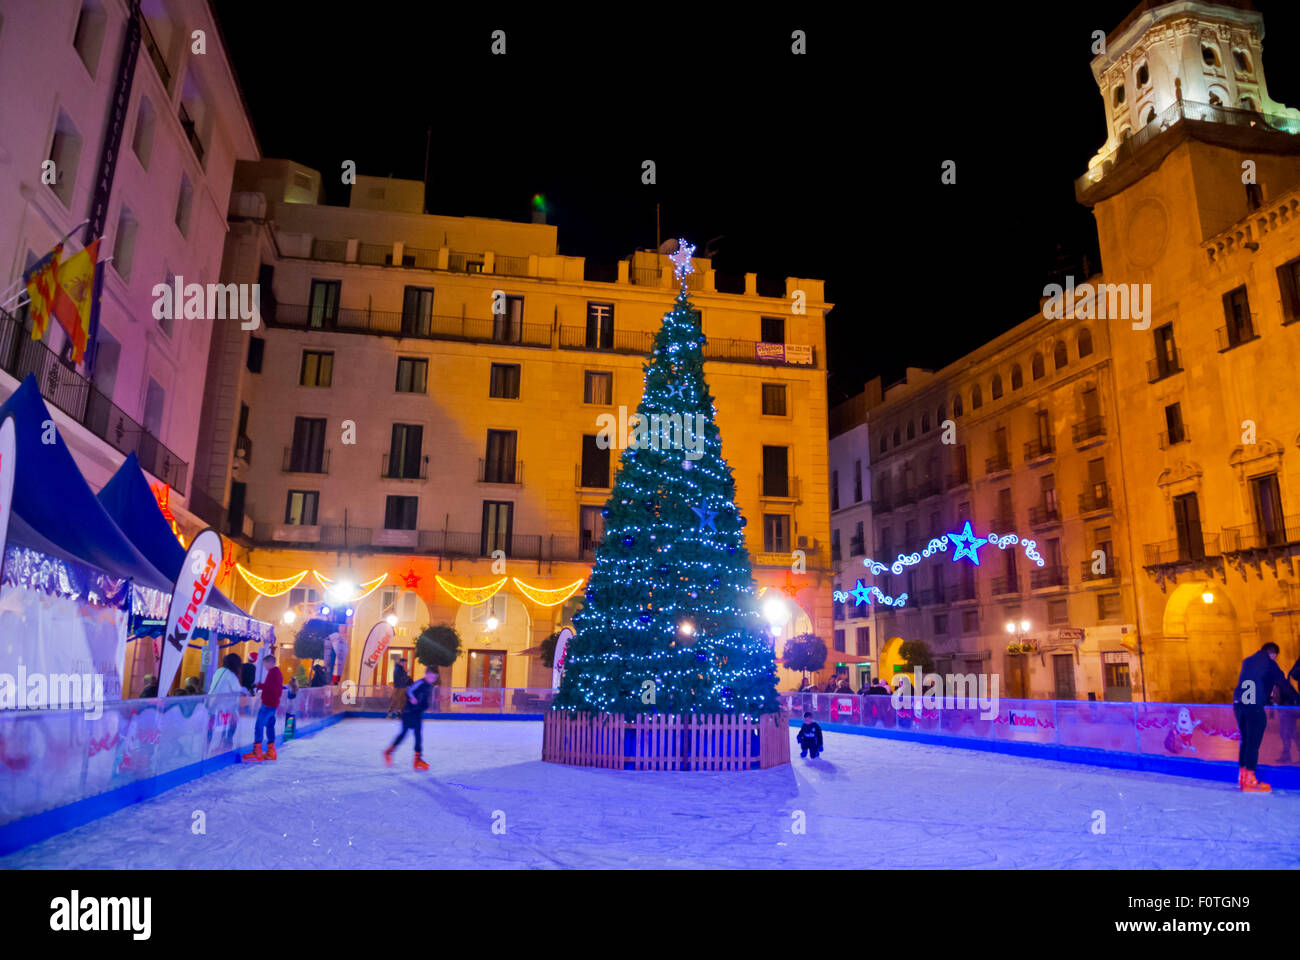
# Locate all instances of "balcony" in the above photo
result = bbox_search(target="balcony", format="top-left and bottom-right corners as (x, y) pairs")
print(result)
(478, 458), (523, 485)
(1024, 436), (1055, 462)
(759, 474), (799, 500)
(270, 303), (552, 347)
(1216, 322), (1261, 352)
(1028, 503), (1062, 527)
(991, 576), (1020, 596)
(575, 463), (610, 490)
(1072, 416), (1106, 446)
(945, 458), (970, 490)
(0, 307), (188, 490)
(1081, 560), (1119, 583)
(282, 446), (330, 475)
(873, 491), (895, 514)
(1147, 349), (1183, 384)
(1221, 515), (1300, 553)
(235, 433), (253, 464)
(381, 453), (428, 481)
(1030, 565), (1068, 590)
(559, 325), (654, 355)
(1159, 427), (1190, 449)
(914, 479), (942, 501)
(1144, 534), (1222, 567)
(1078, 482), (1111, 514)
(949, 580), (977, 602)
(849, 536), (865, 556)
(985, 451), (1012, 476)
(917, 587), (946, 607)
(990, 513), (1015, 532)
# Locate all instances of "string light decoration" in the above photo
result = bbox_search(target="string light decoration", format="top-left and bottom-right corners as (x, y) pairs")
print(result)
(313, 571), (388, 603)
(151, 483), (186, 547)
(513, 577), (585, 607)
(435, 575), (507, 606)
(236, 564), (308, 597)
(552, 239), (780, 718)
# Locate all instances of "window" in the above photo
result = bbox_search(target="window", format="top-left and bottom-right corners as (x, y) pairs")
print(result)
(131, 97), (156, 168)
(401, 286), (434, 336)
(1010, 364), (1023, 390)
(174, 174), (193, 236)
(761, 383), (787, 416)
(991, 374), (1003, 400)
(1098, 592), (1122, 621)
(1136, 62), (1149, 86)
(580, 434), (610, 488)
(1113, 84), (1125, 106)
(289, 417), (326, 473)
(1173, 493), (1205, 560)
(937, 401), (945, 422)
(484, 430), (518, 483)
(851, 521), (865, 556)
(1203, 45), (1219, 68)
(143, 378), (165, 436)
(762, 446), (789, 496)
(1279, 256), (1300, 324)
(761, 316), (785, 344)
(831, 470), (839, 511)
(494, 295), (523, 343)
(246, 336), (265, 373)
(73, 0), (107, 75)
(396, 357), (428, 394)
(879, 435), (887, 453)
(921, 412), (930, 432)
(285, 490), (319, 526)
(159, 271), (175, 337)
(481, 501), (513, 556)
(1250, 474), (1286, 546)
(971, 384), (982, 409)
(586, 302), (614, 349)
(763, 514), (790, 553)
(933, 614), (948, 635)
(387, 424), (424, 479)
(112, 207), (138, 281)
(93, 327), (120, 399)
(1233, 49), (1251, 73)
(856, 626), (870, 656)
(584, 371), (611, 405)
(961, 609), (979, 633)
(833, 588), (845, 621)
(579, 505), (604, 560)
(1078, 328), (1093, 357)
(1031, 352), (1045, 379)
(299, 350), (333, 387)
(854, 461), (862, 502)
(1144, 106), (1157, 127)
(1164, 402), (1186, 445)
(1208, 89), (1224, 107)
(1054, 340), (1068, 370)
(308, 280), (340, 328)
(1153, 323), (1178, 377)
(1221, 285), (1255, 347)
(1246, 181), (1263, 210)
(489, 363), (521, 399)
(834, 630), (845, 653)
(831, 528), (842, 561)
(1040, 473), (1059, 517)
(1240, 95), (1257, 113)
(893, 427), (901, 446)
(384, 495), (418, 531)
(289, 587), (321, 609)
(906, 420), (916, 440)
(953, 394), (963, 417)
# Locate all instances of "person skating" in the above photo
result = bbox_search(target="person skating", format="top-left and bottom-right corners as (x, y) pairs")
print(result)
(243, 655), (284, 763)
(384, 667), (436, 770)
(797, 711), (824, 759)
(1232, 642), (1298, 792)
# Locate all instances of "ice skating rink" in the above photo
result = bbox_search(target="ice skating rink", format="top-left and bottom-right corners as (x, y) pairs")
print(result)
(3, 718), (1299, 869)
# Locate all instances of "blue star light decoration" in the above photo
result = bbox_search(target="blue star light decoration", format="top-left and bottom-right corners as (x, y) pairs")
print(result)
(692, 504), (718, 531)
(948, 521), (989, 565)
(851, 578), (872, 606)
(669, 239), (696, 284)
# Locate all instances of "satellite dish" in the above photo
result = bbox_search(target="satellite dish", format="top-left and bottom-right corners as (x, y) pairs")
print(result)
(658, 238), (679, 254)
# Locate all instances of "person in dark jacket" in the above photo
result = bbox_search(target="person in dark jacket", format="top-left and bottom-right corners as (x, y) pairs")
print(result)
(868, 678), (890, 696)
(387, 658), (411, 718)
(139, 675), (159, 698)
(310, 662), (327, 687)
(1276, 656), (1300, 762)
(383, 669), (436, 770)
(1232, 642), (1298, 792)
(240, 653), (258, 694)
(796, 711), (824, 760)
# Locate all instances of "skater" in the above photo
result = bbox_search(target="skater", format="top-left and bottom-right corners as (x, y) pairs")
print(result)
(310, 661), (327, 687)
(387, 657), (410, 718)
(1232, 642), (1297, 792)
(283, 676), (300, 740)
(797, 711), (824, 759)
(243, 655), (284, 763)
(383, 667), (436, 770)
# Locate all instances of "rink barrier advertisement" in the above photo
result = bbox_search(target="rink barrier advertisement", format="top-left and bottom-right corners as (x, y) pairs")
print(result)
(781, 693), (1300, 788)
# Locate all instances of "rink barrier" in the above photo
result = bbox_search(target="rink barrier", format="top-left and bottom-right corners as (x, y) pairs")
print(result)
(781, 693), (1300, 789)
(0, 687), (340, 856)
(542, 709), (791, 770)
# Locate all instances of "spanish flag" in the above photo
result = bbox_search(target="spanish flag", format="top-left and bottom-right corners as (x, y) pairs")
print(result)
(50, 238), (100, 365)
(22, 244), (62, 343)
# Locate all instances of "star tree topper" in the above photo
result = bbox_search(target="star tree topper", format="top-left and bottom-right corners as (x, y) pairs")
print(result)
(669, 239), (696, 283)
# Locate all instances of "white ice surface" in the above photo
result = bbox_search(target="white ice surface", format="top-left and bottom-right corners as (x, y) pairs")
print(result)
(4, 719), (1300, 869)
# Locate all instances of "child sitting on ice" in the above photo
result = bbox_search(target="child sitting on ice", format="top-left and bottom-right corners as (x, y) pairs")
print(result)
(797, 712), (824, 760)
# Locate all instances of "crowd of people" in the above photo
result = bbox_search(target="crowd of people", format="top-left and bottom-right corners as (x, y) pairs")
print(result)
(795, 674), (891, 696)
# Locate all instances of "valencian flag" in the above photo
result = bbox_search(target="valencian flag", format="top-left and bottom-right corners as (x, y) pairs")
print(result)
(50, 238), (101, 365)
(22, 244), (62, 343)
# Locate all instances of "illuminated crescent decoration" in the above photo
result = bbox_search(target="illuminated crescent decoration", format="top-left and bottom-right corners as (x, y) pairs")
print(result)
(313, 571), (389, 603)
(512, 577), (585, 607)
(435, 575), (507, 605)
(236, 564), (308, 597)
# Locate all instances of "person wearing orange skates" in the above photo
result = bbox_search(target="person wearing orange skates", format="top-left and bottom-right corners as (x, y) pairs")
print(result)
(384, 668), (436, 770)
(243, 655), (284, 763)
(1232, 642), (1298, 792)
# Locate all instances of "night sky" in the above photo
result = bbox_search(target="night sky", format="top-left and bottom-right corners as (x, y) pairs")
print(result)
(210, 2), (1300, 404)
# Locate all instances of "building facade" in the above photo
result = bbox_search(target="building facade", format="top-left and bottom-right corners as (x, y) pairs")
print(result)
(1079, 0), (1300, 702)
(196, 161), (834, 690)
(828, 384), (878, 688)
(0, 0), (257, 501)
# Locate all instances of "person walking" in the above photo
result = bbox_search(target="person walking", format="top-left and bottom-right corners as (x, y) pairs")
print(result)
(243, 655), (284, 763)
(387, 658), (410, 718)
(208, 653), (244, 750)
(383, 667), (437, 770)
(1232, 642), (1298, 792)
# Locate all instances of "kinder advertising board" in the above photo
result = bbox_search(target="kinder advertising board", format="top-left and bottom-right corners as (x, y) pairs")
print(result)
(830, 695), (860, 723)
(451, 690), (484, 706)
(159, 529), (222, 696)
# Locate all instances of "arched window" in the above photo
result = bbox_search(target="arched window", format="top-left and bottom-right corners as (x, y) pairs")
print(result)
(1077, 328), (1093, 357)
(1031, 352), (1045, 379)
(1010, 363), (1023, 390)
(1143, 106), (1157, 127)
(1113, 84), (1125, 106)
(937, 402), (945, 423)
(991, 374), (1003, 400)
(1233, 49), (1251, 73)
(1054, 340), (1069, 370)
(879, 435), (887, 454)
(971, 384), (983, 409)
(907, 421), (916, 441)
(953, 395), (963, 418)
(893, 427), (901, 447)
(921, 412), (930, 432)
(1202, 45), (1220, 68)
(1240, 95), (1256, 112)
(1136, 63), (1149, 86)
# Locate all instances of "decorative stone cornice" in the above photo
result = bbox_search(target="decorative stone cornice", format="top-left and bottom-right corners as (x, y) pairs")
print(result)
(1156, 459), (1203, 487)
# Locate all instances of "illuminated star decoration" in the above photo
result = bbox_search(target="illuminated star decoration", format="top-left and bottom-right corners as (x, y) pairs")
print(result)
(692, 504), (718, 531)
(399, 565), (422, 590)
(948, 521), (989, 565)
(669, 239), (696, 283)
(851, 578), (872, 606)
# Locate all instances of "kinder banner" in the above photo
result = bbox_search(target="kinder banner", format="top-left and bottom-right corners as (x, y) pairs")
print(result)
(359, 621), (395, 682)
(159, 529), (222, 696)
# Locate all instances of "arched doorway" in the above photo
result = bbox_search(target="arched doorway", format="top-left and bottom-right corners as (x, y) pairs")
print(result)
(758, 587), (814, 689)
(453, 592), (532, 688)
(1160, 582), (1241, 702)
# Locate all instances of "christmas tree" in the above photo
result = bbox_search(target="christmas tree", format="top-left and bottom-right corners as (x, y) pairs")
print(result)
(554, 240), (780, 718)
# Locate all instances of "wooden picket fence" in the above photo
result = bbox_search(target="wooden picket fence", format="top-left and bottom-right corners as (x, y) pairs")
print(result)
(543, 709), (791, 770)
